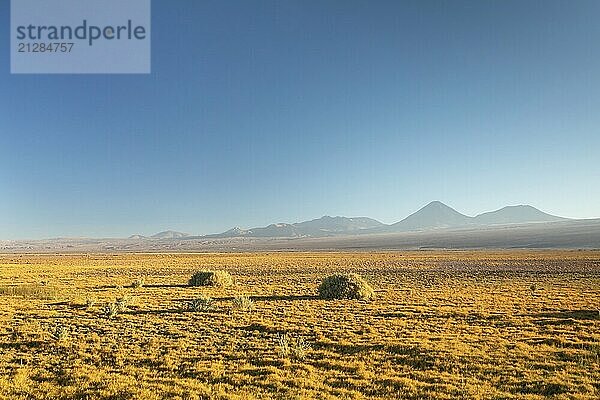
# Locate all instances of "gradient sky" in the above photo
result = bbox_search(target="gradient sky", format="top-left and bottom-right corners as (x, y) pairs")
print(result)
(1, 0), (599, 239)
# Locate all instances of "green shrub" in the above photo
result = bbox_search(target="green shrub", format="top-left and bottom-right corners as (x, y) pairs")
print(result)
(318, 273), (374, 300)
(188, 270), (233, 287)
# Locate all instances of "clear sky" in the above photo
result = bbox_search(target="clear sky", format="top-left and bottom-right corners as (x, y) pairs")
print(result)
(1, 0), (599, 239)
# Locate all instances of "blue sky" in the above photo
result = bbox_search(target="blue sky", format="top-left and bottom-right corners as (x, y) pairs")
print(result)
(1, 0), (599, 239)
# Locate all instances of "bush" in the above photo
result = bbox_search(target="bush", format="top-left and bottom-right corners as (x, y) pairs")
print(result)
(318, 273), (374, 300)
(85, 297), (96, 309)
(188, 270), (233, 287)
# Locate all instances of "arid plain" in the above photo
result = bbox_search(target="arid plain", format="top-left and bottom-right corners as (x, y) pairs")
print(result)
(1, 251), (599, 399)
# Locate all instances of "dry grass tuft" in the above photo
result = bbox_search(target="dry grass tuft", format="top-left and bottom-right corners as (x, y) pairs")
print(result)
(232, 294), (255, 312)
(186, 295), (214, 312)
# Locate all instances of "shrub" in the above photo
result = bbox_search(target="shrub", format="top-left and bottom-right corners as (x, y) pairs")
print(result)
(232, 294), (255, 312)
(318, 273), (374, 300)
(188, 270), (233, 287)
(187, 295), (214, 312)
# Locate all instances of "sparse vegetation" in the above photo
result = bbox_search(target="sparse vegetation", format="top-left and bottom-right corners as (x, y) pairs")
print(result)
(0, 252), (598, 399)
(318, 273), (374, 300)
(101, 302), (119, 318)
(131, 278), (145, 288)
(115, 295), (131, 312)
(232, 294), (255, 312)
(186, 295), (214, 312)
(277, 333), (310, 360)
(49, 324), (69, 341)
(188, 270), (233, 287)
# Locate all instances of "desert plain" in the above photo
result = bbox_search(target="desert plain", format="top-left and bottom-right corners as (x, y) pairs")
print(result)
(0, 251), (598, 399)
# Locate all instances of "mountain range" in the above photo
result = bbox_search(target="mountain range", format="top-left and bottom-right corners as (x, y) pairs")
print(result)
(381, 201), (565, 232)
(133, 201), (569, 239)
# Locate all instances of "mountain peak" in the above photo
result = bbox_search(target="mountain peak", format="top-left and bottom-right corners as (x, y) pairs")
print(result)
(390, 201), (472, 231)
(423, 200), (453, 209)
(474, 205), (564, 225)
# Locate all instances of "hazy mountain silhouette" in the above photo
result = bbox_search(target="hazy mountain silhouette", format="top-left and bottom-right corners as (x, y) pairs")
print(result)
(128, 202), (568, 239)
(210, 202), (568, 237)
(473, 205), (566, 225)
(150, 230), (190, 239)
(386, 201), (473, 231)
(378, 201), (565, 233)
(129, 231), (190, 239)
(211, 216), (383, 238)
(295, 216), (384, 233)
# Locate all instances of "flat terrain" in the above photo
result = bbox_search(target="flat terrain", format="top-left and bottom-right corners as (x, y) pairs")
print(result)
(0, 251), (599, 399)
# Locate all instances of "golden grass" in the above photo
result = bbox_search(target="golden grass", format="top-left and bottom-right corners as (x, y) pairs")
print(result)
(0, 251), (598, 399)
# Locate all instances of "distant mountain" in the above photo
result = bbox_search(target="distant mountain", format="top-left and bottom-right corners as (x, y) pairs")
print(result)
(128, 202), (569, 239)
(386, 201), (473, 232)
(295, 216), (384, 234)
(212, 216), (384, 238)
(378, 201), (567, 233)
(150, 230), (190, 239)
(473, 205), (565, 225)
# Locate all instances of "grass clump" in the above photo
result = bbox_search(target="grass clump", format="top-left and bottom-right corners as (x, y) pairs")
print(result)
(102, 303), (119, 319)
(49, 324), (69, 341)
(318, 273), (374, 300)
(131, 278), (145, 289)
(232, 295), (255, 312)
(115, 296), (131, 312)
(188, 270), (233, 287)
(187, 295), (214, 312)
(277, 333), (310, 360)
